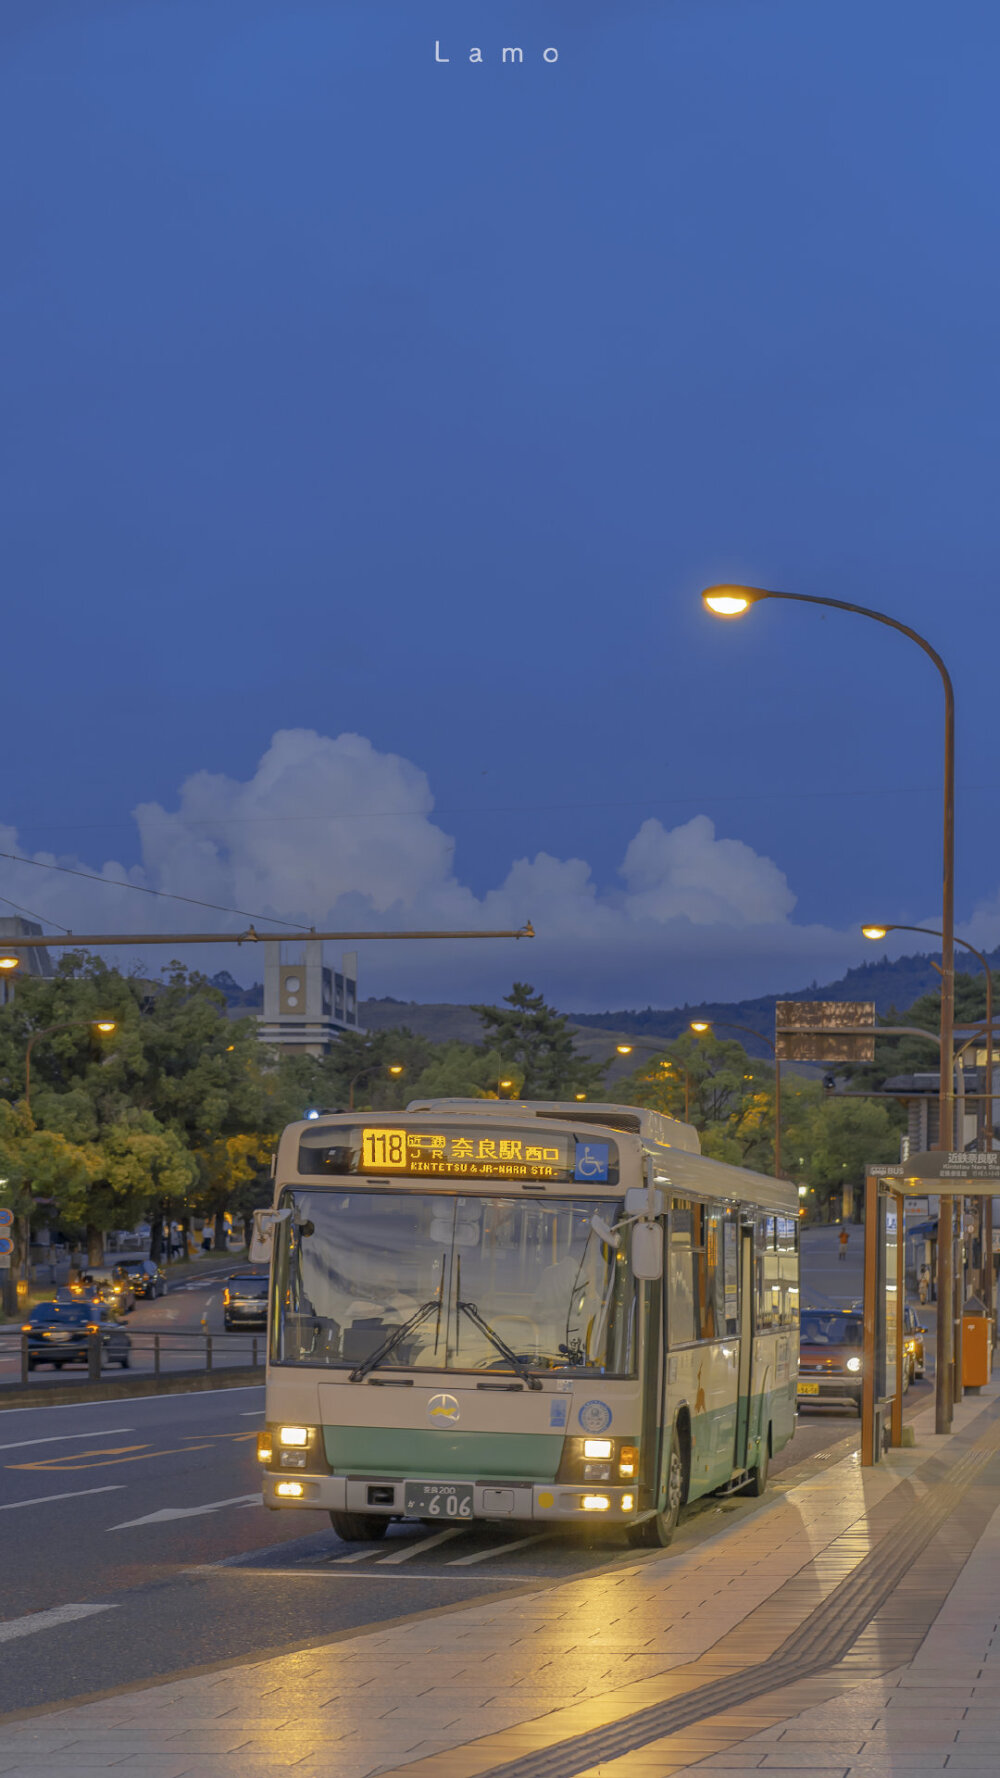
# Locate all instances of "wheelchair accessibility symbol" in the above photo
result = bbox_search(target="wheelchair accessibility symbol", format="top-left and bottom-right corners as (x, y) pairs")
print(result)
(574, 1142), (609, 1182)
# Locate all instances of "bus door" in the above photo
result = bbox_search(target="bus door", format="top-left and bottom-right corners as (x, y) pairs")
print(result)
(733, 1219), (755, 1472)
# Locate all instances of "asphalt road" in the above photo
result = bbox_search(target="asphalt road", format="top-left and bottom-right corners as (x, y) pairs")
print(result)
(0, 1264), (266, 1390)
(0, 1245), (934, 1718)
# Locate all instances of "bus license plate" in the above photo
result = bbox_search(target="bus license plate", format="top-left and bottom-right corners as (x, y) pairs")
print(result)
(797, 1381), (820, 1395)
(404, 1482), (474, 1519)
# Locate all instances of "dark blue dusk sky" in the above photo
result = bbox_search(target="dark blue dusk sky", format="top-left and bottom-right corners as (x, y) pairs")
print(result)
(1, 0), (998, 1008)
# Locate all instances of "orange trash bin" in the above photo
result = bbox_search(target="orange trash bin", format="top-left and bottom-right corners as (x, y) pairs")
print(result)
(962, 1296), (991, 1391)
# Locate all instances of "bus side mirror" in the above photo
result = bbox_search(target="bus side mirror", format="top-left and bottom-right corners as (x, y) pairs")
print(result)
(631, 1221), (663, 1281)
(249, 1208), (290, 1264)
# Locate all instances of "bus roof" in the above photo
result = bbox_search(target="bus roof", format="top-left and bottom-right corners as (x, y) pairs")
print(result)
(405, 1098), (701, 1154)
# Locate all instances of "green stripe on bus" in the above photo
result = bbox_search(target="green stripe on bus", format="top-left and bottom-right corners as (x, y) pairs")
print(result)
(322, 1426), (563, 1481)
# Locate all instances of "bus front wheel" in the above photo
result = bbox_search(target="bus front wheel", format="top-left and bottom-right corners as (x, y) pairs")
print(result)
(329, 1511), (390, 1542)
(627, 1438), (686, 1548)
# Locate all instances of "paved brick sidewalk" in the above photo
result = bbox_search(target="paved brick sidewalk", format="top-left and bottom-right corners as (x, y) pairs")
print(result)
(0, 1385), (997, 1778)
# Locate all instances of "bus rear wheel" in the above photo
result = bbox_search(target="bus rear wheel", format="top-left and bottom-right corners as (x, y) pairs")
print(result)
(329, 1511), (390, 1542)
(627, 1439), (685, 1548)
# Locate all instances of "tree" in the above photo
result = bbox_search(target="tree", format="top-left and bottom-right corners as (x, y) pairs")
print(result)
(845, 971), (986, 1091)
(783, 1092), (903, 1217)
(615, 1033), (778, 1172)
(472, 984), (605, 1101)
(0, 955), (278, 1268)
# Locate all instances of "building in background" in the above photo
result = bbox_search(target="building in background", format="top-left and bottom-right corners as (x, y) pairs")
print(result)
(0, 916), (53, 995)
(257, 942), (360, 1056)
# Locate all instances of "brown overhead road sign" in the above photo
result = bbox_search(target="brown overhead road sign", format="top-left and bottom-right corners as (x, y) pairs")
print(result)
(775, 1000), (876, 1063)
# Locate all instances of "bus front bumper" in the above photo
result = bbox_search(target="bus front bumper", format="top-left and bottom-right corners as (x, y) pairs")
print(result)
(262, 1472), (641, 1523)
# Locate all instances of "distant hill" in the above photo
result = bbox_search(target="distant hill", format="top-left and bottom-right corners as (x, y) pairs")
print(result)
(568, 946), (1000, 1056)
(210, 946), (997, 1065)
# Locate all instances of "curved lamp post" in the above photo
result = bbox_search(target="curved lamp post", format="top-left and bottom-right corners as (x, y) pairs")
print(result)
(703, 583), (956, 1431)
(692, 1019), (781, 1179)
(25, 1020), (116, 1114)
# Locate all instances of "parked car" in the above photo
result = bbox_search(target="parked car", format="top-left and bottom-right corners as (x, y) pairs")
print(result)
(86, 1264), (137, 1314)
(798, 1309), (867, 1413)
(904, 1304), (927, 1381)
(120, 1257), (166, 1300)
(22, 1302), (132, 1370)
(223, 1271), (268, 1332)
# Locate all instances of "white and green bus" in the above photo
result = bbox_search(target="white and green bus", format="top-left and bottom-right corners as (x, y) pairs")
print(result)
(253, 1099), (799, 1546)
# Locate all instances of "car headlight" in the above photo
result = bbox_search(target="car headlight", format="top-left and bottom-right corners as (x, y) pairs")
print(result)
(845, 1356), (862, 1374)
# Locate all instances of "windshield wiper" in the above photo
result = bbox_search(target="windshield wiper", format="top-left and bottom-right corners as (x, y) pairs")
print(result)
(349, 1298), (441, 1382)
(456, 1298), (543, 1390)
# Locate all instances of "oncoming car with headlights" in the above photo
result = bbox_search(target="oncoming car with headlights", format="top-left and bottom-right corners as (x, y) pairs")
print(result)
(797, 1310), (866, 1412)
(251, 1100), (800, 1548)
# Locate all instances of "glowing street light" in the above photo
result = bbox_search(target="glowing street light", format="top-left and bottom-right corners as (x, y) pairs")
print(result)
(615, 1044), (633, 1056)
(388, 1064), (404, 1077)
(25, 1019), (117, 1113)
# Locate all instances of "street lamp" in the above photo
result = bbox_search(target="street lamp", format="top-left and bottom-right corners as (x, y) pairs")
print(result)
(691, 1019), (782, 1179)
(616, 1044), (633, 1056)
(704, 582), (956, 1433)
(388, 1064), (404, 1077)
(863, 922), (998, 1323)
(0, 954), (19, 1008)
(25, 1020), (117, 1113)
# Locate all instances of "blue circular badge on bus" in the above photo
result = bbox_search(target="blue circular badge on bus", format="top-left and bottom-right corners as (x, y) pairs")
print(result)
(578, 1399), (612, 1434)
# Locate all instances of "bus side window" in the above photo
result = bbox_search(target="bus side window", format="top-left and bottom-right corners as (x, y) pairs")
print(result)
(776, 1216), (799, 1327)
(722, 1213), (739, 1336)
(755, 1214), (776, 1330)
(668, 1201), (698, 1343)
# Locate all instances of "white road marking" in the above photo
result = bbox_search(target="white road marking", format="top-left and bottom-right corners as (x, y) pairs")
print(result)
(329, 1547), (380, 1563)
(109, 1491), (262, 1529)
(0, 1428), (133, 1453)
(448, 1533), (548, 1565)
(240, 1411), (262, 1417)
(376, 1527), (468, 1564)
(0, 1603), (117, 1644)
(0, 1485), (126, 1512)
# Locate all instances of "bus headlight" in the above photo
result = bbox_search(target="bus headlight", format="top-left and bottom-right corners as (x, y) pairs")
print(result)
(845, 1356), (862, 1374)
(583, 1439), (613, 1459)
(278, 1426), (311, 1447)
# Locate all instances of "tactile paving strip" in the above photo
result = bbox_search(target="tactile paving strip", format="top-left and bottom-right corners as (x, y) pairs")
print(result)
(478, 1426), (1000, 1778)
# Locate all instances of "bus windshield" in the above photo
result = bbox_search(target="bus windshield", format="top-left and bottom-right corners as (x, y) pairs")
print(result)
(273, 1189), (638, 1377)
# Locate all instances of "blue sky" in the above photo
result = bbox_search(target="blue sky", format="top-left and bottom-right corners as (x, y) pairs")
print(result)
(1, 0), (997, 1008)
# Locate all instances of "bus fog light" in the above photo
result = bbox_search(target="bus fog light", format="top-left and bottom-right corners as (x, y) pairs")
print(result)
(621, 1494), (635, 1513)
(582, 1495), (610, 1512)
(278, 1426), (311, 1446)
(618, 1444), (639, 1479)
(256, 1434), (273, 1464)
(845, 1357), (862, 1374)
(276, 1480), (304, 1498)
(583, 1439), (612, 1459)
(583, 1463), (611, 1481)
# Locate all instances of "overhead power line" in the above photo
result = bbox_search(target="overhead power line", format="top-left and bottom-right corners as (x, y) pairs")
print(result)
(0, 849), (312, 932)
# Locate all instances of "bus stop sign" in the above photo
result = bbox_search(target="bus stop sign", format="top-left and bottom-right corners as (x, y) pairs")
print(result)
(904, 1152), (1000, 1192)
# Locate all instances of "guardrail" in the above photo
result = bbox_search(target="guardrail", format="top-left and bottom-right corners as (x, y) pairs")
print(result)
(0, 1328), (266, 1387)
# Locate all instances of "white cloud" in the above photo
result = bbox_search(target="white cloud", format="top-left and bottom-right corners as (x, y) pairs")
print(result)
(0, 728), (877, 1009)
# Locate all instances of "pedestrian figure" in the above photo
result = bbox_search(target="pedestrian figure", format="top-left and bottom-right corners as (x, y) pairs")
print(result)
(918, 1264), (930, 1304)
(838, 1226), (849, 1261)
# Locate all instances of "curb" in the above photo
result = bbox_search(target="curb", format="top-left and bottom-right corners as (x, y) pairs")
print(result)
(0, 1365), (264, 1410)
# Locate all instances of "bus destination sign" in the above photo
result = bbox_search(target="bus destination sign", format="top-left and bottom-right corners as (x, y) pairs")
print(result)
(298, 1124), (619, 1184)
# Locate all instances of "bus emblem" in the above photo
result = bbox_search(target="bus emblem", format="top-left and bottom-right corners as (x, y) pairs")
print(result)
(428, 1392), (461, 1425)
